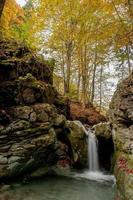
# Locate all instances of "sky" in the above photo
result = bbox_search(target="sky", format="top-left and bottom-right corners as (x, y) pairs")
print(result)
(16, 0), (26, 6)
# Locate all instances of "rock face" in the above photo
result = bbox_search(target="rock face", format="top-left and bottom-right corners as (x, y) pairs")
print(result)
(0, 40), (69, 118)
(92, 122), (114, 171)
(65, 121), (87, 168)
(108, 73), (133, 200)
(0, 40), (53, 84)
(0, 40), (87, 180)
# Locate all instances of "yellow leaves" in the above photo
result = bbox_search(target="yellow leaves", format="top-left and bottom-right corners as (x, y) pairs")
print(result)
(1, 0), (131, 54)
(0, 0), (24, 38)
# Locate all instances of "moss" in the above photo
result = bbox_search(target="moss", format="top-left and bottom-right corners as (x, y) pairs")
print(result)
(19, 73), (36, 81)
(0, 39), (53, 84)
(23, 125), (51, 134)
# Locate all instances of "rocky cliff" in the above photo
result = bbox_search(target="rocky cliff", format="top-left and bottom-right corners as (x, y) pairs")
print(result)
(0, 40), (87, 180)
(108, 73), (133, 200)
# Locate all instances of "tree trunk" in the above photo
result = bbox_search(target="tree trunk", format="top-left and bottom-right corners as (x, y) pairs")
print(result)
(61, 47), (67, 95)
(126, 45), (132, 75)
(82, 44), (87, 107)
(80, 44), (87, 107)
(91, 49), (97, 104)
(65, 41), (72, 95)
(77, 53), (81, 101)
(0, 0), (6, 18)
(99, 65), (103, 111)
(86, 62), (92, 103)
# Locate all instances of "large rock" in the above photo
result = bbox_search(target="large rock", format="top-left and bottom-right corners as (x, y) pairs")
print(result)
(92, 122), (114, 171)
(0, 73), (69, 117)
(0, 103), (87, 179)
(0, 39), (69, 117)
(65, 120), (87, 167)
(108, 73), (133, 200)
(0, 40), (87, 180)
(0, 39), (53, 84)
(0, 73), (57, 106)
(93, 122), (112, 139)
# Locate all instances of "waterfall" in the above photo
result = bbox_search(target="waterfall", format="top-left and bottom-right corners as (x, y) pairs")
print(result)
(73, 123), (115, 183)
(88, 130), (99, 172)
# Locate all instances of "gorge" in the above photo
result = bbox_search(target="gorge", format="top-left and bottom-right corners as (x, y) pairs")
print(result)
(0, 39), (132, 200)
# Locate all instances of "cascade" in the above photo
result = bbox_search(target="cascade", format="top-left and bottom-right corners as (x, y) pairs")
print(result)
(73, 124), (115, 183)
(88, 130), (99, 171)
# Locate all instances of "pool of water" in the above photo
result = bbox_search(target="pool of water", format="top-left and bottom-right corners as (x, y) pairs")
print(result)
(0, 172), (115, 200)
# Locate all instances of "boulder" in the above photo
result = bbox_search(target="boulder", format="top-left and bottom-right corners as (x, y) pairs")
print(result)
(65, 120), (87, 167)
(93, 122), (112, 139)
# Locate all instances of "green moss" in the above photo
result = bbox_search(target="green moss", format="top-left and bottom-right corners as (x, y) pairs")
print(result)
(23, 125), (51, 134)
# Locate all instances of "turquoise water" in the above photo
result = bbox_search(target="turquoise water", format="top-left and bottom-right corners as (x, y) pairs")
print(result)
(0, 174), (115, 200)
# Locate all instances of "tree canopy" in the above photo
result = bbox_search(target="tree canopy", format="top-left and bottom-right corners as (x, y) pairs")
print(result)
(0, 0), (133, 110)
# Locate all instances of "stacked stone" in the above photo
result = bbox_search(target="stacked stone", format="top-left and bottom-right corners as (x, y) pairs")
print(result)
(0, 40), (87, 180)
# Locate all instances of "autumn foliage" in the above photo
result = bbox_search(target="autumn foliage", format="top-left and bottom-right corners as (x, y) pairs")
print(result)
(70, 101), (106, 125)
(0, 0), (24, 38)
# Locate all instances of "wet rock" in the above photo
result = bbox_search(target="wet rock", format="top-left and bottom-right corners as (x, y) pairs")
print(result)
(93, 122), (112, 139)
(65, 120), (87, 167)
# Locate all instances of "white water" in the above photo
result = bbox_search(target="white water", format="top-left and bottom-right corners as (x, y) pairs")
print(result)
(88, 130), (99, 171)
(73, 125), (115, 184)
(74, 170), (115, 183)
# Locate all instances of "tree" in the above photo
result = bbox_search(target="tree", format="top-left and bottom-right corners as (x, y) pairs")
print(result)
(0, 0), (6, 18)
(5, 0), (131, 110)
(0, 0), (24, 38)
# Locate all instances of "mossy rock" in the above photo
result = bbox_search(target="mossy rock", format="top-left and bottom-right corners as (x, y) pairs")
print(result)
(0, 74), (57, 106)
(0, 39), (53, 84)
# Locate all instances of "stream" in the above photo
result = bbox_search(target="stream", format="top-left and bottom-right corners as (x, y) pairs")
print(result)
(0, 174), (115, 200)
(0, 126), (116, 200)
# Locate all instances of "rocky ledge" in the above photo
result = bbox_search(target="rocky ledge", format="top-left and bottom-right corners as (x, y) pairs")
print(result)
(0, 40), (87, 180)
(108, 73), (133, 200)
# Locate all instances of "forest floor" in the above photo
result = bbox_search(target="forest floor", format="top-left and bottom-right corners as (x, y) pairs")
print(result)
(69, 101), (106, 126)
